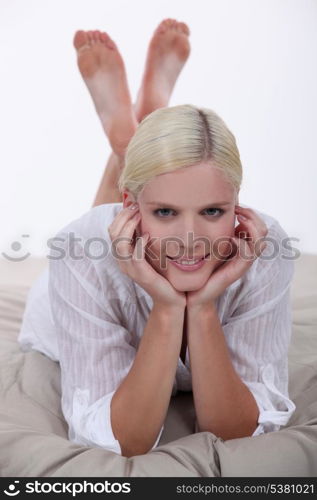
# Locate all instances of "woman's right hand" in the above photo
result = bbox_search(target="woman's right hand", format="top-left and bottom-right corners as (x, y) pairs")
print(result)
(107, 205), (186, 310)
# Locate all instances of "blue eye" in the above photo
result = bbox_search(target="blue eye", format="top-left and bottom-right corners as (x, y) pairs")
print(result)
(154, 208), (174, 217)
(203, 208), (224, 217)
(153, 208), (224, 218)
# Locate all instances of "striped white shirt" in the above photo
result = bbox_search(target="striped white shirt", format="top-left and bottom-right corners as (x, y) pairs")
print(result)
(18, 202), (296, 455)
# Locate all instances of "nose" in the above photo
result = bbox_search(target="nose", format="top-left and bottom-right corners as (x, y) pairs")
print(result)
(165, 225), (211, 258)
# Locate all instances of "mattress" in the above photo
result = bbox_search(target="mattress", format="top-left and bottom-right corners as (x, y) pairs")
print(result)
(0, 253), (316, 477)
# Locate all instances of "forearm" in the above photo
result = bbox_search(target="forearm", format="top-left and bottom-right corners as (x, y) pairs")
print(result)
(111, 302), (185, 457)
(187, 303), (259, 440)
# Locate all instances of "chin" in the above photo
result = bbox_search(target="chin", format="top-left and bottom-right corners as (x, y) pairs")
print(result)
(174, 283), (203, 292)
(167, 274), (209, 293)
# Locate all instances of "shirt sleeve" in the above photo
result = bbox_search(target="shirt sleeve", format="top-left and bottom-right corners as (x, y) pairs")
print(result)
(221, 222), (296, 437)
(48, 231), (164, 455)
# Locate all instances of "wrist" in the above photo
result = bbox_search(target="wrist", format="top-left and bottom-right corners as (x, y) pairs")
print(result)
(187, 300), (218, 318)
(153, 300), (186, 315)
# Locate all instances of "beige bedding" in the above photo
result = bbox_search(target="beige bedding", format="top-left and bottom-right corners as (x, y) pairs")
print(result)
(0, 253), (316, 477)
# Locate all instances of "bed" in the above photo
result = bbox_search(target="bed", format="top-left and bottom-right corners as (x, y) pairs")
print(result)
(0, 253), (316, 477)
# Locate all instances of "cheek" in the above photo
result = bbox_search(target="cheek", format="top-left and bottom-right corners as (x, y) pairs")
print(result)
(138, 215), (154, 235)
(139, 220), (166, 252)
(138, 219), (163, 260)
(209, 222), (235, 258)
(136, 217), (150, 238)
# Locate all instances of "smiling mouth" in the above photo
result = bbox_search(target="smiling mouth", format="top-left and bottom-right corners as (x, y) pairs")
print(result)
(167, 253), (210, 263)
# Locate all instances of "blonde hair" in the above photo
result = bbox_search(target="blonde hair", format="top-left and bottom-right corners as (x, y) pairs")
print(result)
(117, 104), (242, 199)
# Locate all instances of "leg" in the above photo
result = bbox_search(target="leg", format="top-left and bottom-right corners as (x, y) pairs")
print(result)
(73, 20), (190, 207)
(73, 29), (138, 158)
(92, 151), (123, 206)
(73, 29), (137, 207)
(133, 18), (191, 122)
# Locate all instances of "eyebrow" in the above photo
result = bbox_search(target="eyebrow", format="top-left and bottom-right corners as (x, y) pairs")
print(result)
(145, 201), (232, 209)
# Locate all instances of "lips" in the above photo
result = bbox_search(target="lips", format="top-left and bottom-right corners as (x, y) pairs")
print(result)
(167, 254), (210, 261)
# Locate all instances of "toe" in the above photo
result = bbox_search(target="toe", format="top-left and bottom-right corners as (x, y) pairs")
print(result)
(100, 32), (108, 43)
(155, 20), (166, 34)
(163, 18), (173, 27)
(87, 31), (94, 43)
(158, 18), (175, 33)
(106, 38), (116, 49)
(167, 19), (178, 31)
(107, 35), (116, 49)
(100, 31), (114, 49)
(73, 30), (89, 50)
(179, 22), (190, 36)
(96, 30), (104, 42)
(92, 30), (100, 41)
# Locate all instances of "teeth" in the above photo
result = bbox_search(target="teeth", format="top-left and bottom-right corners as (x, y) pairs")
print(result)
(175, 259), (201, 265)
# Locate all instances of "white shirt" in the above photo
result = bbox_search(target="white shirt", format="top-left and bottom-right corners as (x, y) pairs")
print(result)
(18, 202), (296, 455)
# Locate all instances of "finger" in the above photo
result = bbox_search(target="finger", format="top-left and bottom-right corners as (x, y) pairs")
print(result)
(113, 212), (141, 258)
(236, 214), (268, 250)
(234, 222), (249, 240)
(108, 205), (139, 238)
(236, 220), (261, 257)
(132, 232), (150, 263)
(231, 236), (255, 263)
(235, 205), (258, 217)
(235, 205), (263, 222)
(232, 228), (267, 260)
(235, 206), (268, 234)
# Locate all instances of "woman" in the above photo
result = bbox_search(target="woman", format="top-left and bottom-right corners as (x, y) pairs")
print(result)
(18, 20), (296, 459)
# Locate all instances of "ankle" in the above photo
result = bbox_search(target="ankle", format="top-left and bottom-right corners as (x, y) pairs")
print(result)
(113, 152), (125, 171)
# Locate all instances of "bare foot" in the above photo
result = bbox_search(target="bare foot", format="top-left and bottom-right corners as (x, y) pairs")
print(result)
(134, 18), (191, 122)
(73, 30), (138, 157)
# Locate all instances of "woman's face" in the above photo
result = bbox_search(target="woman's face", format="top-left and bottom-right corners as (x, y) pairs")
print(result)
(124, 162), (238, 292)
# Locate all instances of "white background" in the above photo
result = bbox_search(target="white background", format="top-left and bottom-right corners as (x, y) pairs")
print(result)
(1, 0), (316, 258)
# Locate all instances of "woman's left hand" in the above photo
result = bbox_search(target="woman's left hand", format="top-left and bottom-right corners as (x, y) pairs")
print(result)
(186, 205), (268, 310)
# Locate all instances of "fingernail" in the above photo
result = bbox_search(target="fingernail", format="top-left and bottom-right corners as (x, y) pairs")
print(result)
(129, 203), (138, 210)
(238, 231), (248, 239)
(238, 214), (247, 220)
